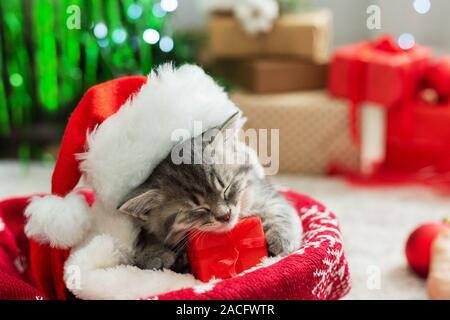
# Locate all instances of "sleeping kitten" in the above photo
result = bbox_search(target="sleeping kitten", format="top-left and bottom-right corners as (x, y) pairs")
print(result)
(118, 113), (302, 272)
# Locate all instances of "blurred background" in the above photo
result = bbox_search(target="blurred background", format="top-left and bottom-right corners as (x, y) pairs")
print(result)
(1, 0), (450, 300)
(1, 0), (449, 161)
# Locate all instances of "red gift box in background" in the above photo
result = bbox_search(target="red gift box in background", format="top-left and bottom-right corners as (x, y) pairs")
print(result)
(386, 100), (450, 173)
(382, 57), (450, 175)
(328, 35), (432, 141)
(328, 37), (450, 191)
(329, 35), (431, 107)
(187, 216), (268, 282)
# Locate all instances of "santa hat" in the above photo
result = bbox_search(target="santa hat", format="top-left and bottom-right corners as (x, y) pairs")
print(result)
(25, 64), (240, 249)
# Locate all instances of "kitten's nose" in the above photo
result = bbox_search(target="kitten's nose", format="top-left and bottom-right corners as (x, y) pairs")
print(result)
(216, 212), (231, 222)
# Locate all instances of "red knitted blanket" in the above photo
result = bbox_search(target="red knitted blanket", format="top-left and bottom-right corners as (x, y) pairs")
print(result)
(0, 190), (350, 300)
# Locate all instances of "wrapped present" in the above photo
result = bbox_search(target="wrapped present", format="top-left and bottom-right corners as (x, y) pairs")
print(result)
(213, 59), (328, 93)
(208, 9), (331, 63)
(328, 36), (432, 142)
(231, 90), (359, 174)
(336, 54), (450, 190)
(187, 216), (268, 282)
(328, 36), (432, 175)
(386, 99), (450, 173)
(328, 35), (432, 110)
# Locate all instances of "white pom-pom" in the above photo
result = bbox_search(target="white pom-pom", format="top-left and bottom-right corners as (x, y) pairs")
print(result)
(25, 192), (92, 249)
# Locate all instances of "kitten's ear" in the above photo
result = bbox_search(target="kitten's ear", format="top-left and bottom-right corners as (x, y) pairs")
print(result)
(219, 111), (246, 136)
(117, 189), (164, 221)
(204, 111), (246, 146)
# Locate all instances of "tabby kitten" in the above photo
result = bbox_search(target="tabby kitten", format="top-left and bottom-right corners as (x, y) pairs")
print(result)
(118, 113), (302, 272)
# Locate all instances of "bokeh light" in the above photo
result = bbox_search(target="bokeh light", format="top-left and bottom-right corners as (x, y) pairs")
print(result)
(97, 38), (110, 48)
(93, 22), (108, 39)
(159, 36), (174, 52)
(398, 33), (415, 50)
(152, 3), (167, 18)
(9, 73), (23, 87)
(143, 28), (160, 44)
(160, 0), (178, 12)
(127, 3), (143, 20)
(112, 28), (127, 44)
(413, 0), (431, 14)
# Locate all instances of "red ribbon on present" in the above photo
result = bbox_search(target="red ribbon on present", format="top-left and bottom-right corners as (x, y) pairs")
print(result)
(187, 216), (268, 282)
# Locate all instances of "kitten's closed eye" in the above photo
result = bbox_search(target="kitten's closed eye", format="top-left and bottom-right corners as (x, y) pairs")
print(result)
(224, 179), (248, 204)
(191, 207), (210, 214)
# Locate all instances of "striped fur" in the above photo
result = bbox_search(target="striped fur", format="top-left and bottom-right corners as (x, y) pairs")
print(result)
(119, 117), (302, 272)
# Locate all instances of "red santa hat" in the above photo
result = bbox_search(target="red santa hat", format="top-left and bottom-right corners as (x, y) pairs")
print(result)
(25, 64), (240, 249)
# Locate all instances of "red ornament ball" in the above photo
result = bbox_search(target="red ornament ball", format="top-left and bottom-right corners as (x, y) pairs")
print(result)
(405, 222), (450, 277)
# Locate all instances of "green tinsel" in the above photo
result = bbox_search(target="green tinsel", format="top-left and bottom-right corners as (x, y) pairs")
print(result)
(0, 0), (179, 143)
(33, 0), (59, 112)
(57, 0), (82, 106)
(0, 21), (10, 136)
(1, 0), (32, 127)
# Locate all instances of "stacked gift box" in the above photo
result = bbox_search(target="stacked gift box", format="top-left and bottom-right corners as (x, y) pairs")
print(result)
(209, 9), (331, 93)
(208, 7), (450, 179)
(206, 8), (362, 175)
(328, 35), (450, 184)
(231, 90), (359, 174)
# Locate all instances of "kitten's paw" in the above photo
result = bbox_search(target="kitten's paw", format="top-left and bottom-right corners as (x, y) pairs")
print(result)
(265, 224), (301, 257)
(161, 251), (176, 268)
(137, 249), (176, 270)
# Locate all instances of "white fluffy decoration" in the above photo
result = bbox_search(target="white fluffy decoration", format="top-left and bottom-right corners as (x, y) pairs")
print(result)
(65, 235), (200, 300)
(24, 192), (91, 249)
(197, 0), (279, 35)
(234, 0), (279, 36)
(79, 64), (239, 208)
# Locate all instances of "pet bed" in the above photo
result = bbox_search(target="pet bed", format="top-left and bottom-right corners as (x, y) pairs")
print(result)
(0, 190), (350, 300)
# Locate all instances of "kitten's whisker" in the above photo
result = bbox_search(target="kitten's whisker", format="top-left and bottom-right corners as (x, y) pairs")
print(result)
(171, 228), (201, 253)
(172, 229), (205, 254)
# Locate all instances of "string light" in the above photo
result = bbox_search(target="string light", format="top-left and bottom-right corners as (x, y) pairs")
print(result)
(398, 33), (415, 50)
(160, 0), (178, 12)
(143, 28), (160, 44)
(159, 36), (174, 52)
(413, 0), (431, 14)
(127, 3), (143, 20)
(112, 28), (127, 44)
(93, 22), (108, 39)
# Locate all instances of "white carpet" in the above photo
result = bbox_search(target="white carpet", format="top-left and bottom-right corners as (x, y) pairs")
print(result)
(2, 161), (448, 299)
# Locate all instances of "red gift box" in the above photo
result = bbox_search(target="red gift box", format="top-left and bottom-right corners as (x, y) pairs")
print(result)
(386, 100), (450, 173)
(328, 35), (432, 141)
(385, 57), (450, 174)
(329, 35), (431, 107)
(187, 216), (268, 282)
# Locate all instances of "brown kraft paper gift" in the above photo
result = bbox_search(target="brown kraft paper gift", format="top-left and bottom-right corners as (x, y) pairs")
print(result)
(231, 90), (359, 174)
(214, 59), (328, 93)
(208, 9), (332, 63)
